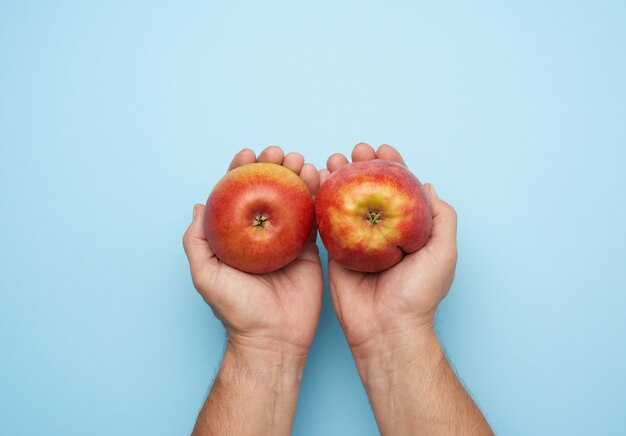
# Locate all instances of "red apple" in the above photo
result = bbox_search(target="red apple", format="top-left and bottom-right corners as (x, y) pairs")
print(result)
(315, 160), (432, 272)
(204, 162), (314, 274)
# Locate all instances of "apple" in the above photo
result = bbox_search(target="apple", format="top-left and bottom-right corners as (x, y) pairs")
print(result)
(315, 160), (432, 272)
(204, 162), (314, 274)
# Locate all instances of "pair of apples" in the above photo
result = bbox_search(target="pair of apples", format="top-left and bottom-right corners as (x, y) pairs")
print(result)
(204, 159), (432, 274)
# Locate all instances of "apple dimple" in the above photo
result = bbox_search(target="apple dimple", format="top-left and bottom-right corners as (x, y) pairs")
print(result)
(252, 213), (269, 228)
(366, 210), (382, 225)
(241, 198), (274, 229)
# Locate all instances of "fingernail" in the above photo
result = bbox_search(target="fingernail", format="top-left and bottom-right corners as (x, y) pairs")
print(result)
(429, 184), (438, 199)
(193, 205), (198, 219)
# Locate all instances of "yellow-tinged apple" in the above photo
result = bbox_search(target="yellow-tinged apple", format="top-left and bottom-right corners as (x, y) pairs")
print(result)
(315, 160), (432, 272)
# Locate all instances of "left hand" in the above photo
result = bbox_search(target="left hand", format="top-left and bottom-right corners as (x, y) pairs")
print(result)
(318, 143), (458, 368)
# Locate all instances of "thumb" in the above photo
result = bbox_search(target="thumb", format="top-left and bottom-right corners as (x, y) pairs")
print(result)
(182, 204), (216, 285)
(422, 183), (458, 264)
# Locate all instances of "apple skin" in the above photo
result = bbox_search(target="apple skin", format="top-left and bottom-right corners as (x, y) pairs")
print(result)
(315, 160), (432, 273)
(204, 162), (314, 274)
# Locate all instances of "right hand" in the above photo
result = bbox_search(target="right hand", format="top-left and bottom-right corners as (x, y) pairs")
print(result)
(183, 146), (324, 365)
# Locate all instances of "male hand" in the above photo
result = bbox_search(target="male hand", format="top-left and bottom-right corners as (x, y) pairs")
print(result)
(184, 146), (322, 358)
(319, 142), (457, 367)
(183, 146), (323, 436)
(319, 142), (491, 435)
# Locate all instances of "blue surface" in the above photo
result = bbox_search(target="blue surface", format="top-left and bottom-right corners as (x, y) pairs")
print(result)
(1, 1), (625, 435)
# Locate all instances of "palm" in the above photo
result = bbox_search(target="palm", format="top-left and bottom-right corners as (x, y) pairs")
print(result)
(329, 246), (452, 349)
(198, 242), (323, 350)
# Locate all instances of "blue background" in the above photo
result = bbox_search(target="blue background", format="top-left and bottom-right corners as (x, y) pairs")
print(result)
(2, 1), (625, 435)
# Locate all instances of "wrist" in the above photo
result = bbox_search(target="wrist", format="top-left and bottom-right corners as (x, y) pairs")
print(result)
(199, 336), (307, 436)
(352, 324), (444, 389)
(218, 335), (308, 394)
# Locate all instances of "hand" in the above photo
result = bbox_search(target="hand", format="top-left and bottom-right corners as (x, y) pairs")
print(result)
(319, 143), (493, 435)
(319, 142), (458, 366)
(183, 146), (323, 362)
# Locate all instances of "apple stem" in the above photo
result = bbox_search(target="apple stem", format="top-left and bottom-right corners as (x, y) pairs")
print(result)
(253, 214), (269, 228)
(367, 210), (382, 225)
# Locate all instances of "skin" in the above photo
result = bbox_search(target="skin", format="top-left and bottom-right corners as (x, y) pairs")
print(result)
(183, 143), (493, 435)
(320, 142), (493, 435)
(183, 146), (323, 436)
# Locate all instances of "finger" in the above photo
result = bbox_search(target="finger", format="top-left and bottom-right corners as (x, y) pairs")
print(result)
(300, 163), (320, 196)
(228, 148), (256, 171)
(299, 163), (320, 242)
(283, 152), (305, 174)
(351, 142), (376, 162)
(376, 144), (406, 166)
(257, 145), (285, 164)
(327, 153), (349, 172)
(423, 183), (457, 263)
(319, 168), (331, 186)
(182, 204), (217, 285)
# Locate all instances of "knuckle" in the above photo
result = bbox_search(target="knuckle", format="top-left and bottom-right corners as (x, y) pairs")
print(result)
(441, 247), (458, 265)
(190, 265), (212, 292)
(191, 274), (202, 291)
(446, 204), (458, 219)
(182, 230), (191, 248)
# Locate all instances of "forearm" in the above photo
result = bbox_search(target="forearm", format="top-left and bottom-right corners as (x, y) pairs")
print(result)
(192, 340), (306, 436)
(354, 328), (492, 436)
